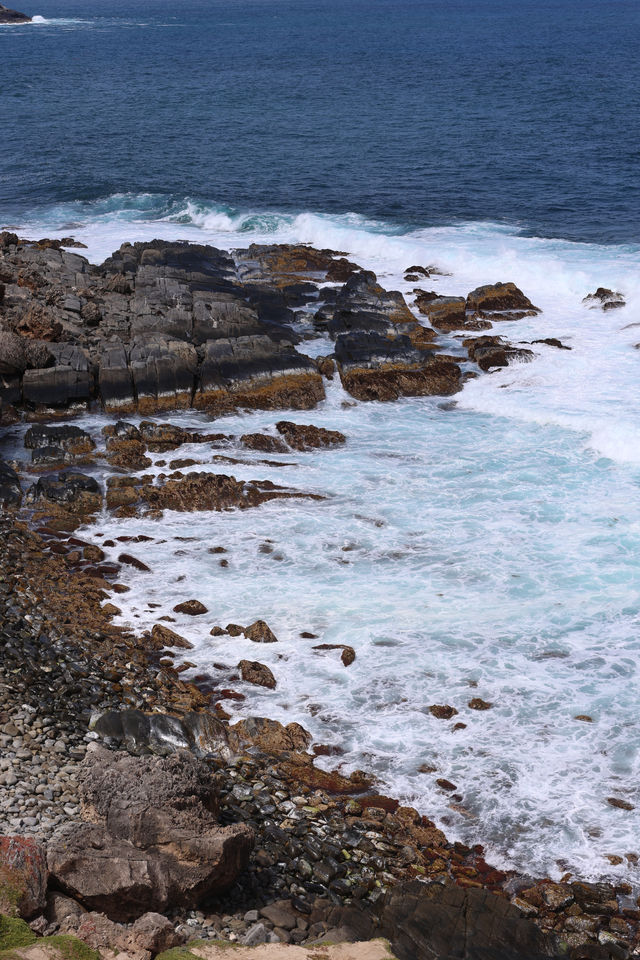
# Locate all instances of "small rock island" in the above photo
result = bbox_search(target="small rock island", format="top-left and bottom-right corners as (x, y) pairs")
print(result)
(0, 3), (32, 22)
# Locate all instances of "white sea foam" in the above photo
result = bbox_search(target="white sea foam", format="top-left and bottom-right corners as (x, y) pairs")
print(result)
(11, 197), (640, 884)
(16, 195), (640, 464)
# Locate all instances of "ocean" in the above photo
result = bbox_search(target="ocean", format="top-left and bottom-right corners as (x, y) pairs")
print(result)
(2, 0), (640, 887)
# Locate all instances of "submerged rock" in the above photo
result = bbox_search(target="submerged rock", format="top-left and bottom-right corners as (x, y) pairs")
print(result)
(463, 335), (535, 371)
(429, 704), (458, 720)
(313, 643), (356, 667)
(583, 287), (626, 311)
(275, 420), (346, 450)
(238, 659), (277, 689)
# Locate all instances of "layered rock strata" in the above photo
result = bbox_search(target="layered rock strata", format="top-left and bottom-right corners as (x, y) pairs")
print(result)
(0, 235), (545, 419)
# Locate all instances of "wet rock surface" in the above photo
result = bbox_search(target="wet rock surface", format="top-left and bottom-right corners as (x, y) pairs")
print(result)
(0, 238), (553, 420)
(463, 336), (534, 372)
(0, 239), (333, 417)
(583, 288), (625, 311)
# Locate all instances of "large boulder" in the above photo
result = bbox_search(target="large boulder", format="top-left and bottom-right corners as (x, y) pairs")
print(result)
(238, 659), (277, 689)
(377, 881), (560, 960)
(0, 836), (47, 919)
(46, 746), (254, 921)
(24, 471), (102, 517)
(335, 332), (461, 401)
(228, 716), (312, 755)
(466, 282), (540, 318)
(90, 709), (232, 759)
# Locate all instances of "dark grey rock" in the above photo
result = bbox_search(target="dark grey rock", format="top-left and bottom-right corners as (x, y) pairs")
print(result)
(0, 459), (22, 507)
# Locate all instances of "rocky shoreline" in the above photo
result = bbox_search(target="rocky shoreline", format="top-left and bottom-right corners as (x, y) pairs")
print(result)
(1, 233), (637, 960)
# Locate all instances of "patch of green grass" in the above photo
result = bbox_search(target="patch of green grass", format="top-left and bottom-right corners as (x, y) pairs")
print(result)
(155, 947), (203, 960)
(0, 924), (101, 960)
(40, 935), (100, 960)
(0, 871), (23, 917)
(156, 943), (240, 960)
(0, 915), (37, 952)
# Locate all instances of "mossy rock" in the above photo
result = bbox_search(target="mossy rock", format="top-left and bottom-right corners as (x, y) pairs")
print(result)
(156, 946), (214, 960)
(0, 923), (99, 960)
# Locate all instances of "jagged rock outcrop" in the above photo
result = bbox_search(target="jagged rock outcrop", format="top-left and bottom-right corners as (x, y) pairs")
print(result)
(24, 472), (102, 518)
(0, 239), (325, 414)
(275, 420), (346, 450)
(0, 239), (548, 415)
(466, 282), (540, 318)
(46, 746), (254, 921)
(105, 470), (322, 517)
(463, 336), (534, 371)
(582, 287), (625, 311)
(415, 282), (539, 333)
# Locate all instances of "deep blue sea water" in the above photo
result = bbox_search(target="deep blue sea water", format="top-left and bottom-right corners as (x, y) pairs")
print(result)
(3, 0), (640, 884)
(2, 0), (640, 243)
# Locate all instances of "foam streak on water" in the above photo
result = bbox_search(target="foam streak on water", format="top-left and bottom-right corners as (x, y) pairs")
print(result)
(16, 198), (640, 885)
